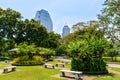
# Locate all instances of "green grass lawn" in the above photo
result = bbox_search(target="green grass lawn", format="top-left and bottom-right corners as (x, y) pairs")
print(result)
(0, 62), (11, 69)
(93, 67), (120, 80)
(46, 60), (71, 69)
(103, 57), (120, 65)
(1, 59), (120, 80)
(0, 62), (66, 80)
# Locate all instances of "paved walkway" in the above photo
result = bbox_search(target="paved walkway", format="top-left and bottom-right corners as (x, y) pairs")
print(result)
(55, 56), (120, 68)
(107, 64), (120, 68)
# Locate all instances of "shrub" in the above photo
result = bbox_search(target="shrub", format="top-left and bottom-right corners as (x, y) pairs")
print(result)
(68, 36), (109, 74)
(12, 56), (44, 66)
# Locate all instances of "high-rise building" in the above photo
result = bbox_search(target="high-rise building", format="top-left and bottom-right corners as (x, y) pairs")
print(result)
(35, 9), (53, 32)
(62, 24), (70, 37)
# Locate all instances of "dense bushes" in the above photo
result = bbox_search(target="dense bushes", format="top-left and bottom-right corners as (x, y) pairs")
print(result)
(68, 36), (110, 74)
(10, 43), (55, 65)
(12, 56), (44, 65)
(71, 58), (107, 74)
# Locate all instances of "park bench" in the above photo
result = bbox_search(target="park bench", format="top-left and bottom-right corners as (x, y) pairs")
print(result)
(60, 70), (82, 80)
(43, 64), (55, 69)
(61, 60), (70, 64)
(55, 63), (65, 68)
(3, 66), (16, 73)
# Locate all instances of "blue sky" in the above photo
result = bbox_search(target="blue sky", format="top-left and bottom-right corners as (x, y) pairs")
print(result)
(0, 0), (105, 34)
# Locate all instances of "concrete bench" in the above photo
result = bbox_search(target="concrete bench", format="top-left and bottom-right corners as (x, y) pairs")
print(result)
(60, 70), (82, 80)
(3, 66), (16, 73)
(55, 63), (65, 68)
(61, 60), (70, 64)
(43, 64), (55, 69)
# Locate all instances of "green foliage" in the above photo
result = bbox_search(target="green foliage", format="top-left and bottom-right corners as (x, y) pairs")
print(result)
(108, 49), (119, 61)
(68, 36), (109, 58)
(12, 56), (44, 65)
(11, 43), (44, 65)
(68, 36), (109, 74)
(55, 43), (68, 56)
(44, 32), (61, 49)
(0, 8), (22, 39)
(0, 8), (60, 50)
(38, 47), (55, 60)
(0, 37), (16, 57)
(61, 26), (103, 44)
(98, 0), (120, 42)
(15, 19), (48, 47)
(39, 47), (55, 55)
(15, 42), (36, 57)
(10, 42), (56, 65)
(72, 20), (100, 32)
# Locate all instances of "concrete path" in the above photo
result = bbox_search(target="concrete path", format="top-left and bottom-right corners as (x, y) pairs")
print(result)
(107, 64), (120, 68)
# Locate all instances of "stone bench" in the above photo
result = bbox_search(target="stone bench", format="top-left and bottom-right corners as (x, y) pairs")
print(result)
(3, 66), (16, 73)
(43, 64), (55, 69)
(55, 63), (65, 68)
(60, 70), (82, 80)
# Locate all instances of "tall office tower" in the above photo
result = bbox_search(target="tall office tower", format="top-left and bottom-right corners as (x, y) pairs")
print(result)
(35, 9), (53, 32)
(62, 24), (70, 37)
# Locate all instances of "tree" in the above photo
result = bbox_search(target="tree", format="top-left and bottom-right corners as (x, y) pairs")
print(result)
(108, 49), (119, 61)
(14, 19), (48, 47)
(0, 8), (22, 39)
(0, 37), (7, 56)
(72, 20), (100, 32)
(98, 0), (120, 43)
(72, 22), (85, 31)
(44, 32), (61, 49)
(12, 42), (44, 65)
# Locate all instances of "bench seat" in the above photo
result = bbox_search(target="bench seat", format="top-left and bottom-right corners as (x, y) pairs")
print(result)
(60, 70), (82, 80)
(3, 66), (16, 73)
(55, 63), (65, 68)
(43, 64), (55, 69)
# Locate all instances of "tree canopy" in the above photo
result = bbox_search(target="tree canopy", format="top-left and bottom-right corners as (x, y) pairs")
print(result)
(98, 0), (120, 43)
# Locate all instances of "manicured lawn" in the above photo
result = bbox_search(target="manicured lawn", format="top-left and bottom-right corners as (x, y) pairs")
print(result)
(0, 62), (66, 80)
(0, 62), (11, 69)
(93, 67), (120, 80)
(46, 60), (71, 69)
(111, 67), (120, 72)
(103, 57), (120, 63)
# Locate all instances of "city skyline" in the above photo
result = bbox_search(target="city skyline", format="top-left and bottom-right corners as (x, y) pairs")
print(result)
(0, 0), (105, 34)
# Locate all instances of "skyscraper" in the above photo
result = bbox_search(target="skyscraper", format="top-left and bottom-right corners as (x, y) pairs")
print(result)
(62, 24), (70, 37)
(35, 9), (53, 32)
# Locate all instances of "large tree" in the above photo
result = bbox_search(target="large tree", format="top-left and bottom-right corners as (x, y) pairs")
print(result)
(98, 0), (120, 43)
(44, 32), (61, 49)
(15, 19), (48, 47)
(0, 8), (22, 39)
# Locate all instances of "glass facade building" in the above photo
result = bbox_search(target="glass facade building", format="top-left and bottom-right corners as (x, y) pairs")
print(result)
(35, 9), (53, 32)
(62, 24), (70, 37)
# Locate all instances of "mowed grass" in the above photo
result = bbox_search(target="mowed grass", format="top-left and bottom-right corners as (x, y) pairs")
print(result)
(0, 62), (11, 69)
(103, 57), (120, 62)
(93, 67), (120, 80)
(0, 62), (66, 80)
(46, 60), (71, 69)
